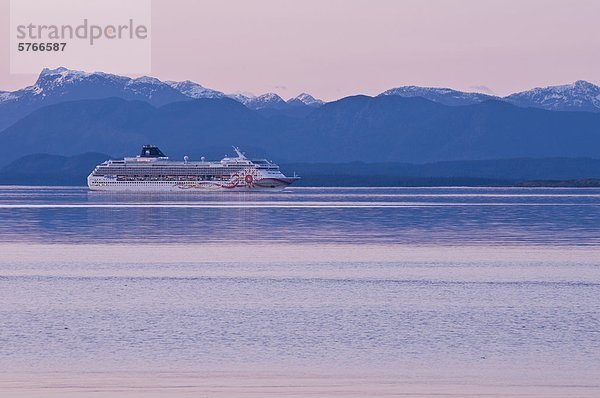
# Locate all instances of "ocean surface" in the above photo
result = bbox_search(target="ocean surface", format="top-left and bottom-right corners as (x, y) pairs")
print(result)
(0, 186), (599, 397)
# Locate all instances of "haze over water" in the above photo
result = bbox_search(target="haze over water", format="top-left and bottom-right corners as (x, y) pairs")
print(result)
(1, 186), (599, 397)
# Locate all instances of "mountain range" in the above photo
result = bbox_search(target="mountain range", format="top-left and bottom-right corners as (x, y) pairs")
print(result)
(0, 67), (600, 174)
(378, 80), (600, 112)
(0, 67), (326, 131)
(1, 67), (599, 131)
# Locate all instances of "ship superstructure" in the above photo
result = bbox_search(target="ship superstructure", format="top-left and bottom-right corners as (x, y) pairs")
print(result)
(87, 145), (299, 192)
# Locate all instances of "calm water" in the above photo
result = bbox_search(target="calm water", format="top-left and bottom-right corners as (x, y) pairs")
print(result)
(0, 186), (599, 396)
(1, 186), (600, 245)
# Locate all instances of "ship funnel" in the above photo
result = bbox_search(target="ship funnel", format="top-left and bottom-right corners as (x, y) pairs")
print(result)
(140, 145), (166, 158)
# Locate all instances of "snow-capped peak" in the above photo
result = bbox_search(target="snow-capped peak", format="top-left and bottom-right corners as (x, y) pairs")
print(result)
(379, 85), (497, 106)
(257, 93), (283, 101)
(505, 80), (600, 112)
(38, 66), (88, 77)
(226, 92), (255, 105)
(128, 76), (163, 85)
(165, 80), (225, 99)
(40, 66), (69, 75)
(0, 91), (16, 101)
(35, 67), (91, 89)
(241, 93), (286, 110)
(288, 93), (324, 107)
(555, 80), (596, 92)
(29, 67), (132, 99)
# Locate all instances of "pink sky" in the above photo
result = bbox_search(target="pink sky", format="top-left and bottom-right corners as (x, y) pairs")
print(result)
(1, 0), (599, 100)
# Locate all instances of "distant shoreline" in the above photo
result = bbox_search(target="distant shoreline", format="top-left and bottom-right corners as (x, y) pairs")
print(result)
(515, 179), (600, 187)
(1, 153), (599, 188)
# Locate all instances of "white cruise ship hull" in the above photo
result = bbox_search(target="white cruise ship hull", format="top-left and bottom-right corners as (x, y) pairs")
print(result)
(87, 177), (299, 192)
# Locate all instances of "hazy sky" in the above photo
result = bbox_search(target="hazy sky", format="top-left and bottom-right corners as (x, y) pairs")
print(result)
(1, 0), (599, 100)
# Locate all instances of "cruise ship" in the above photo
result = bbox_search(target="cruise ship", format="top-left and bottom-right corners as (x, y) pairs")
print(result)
(87, 145), (300, 192)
